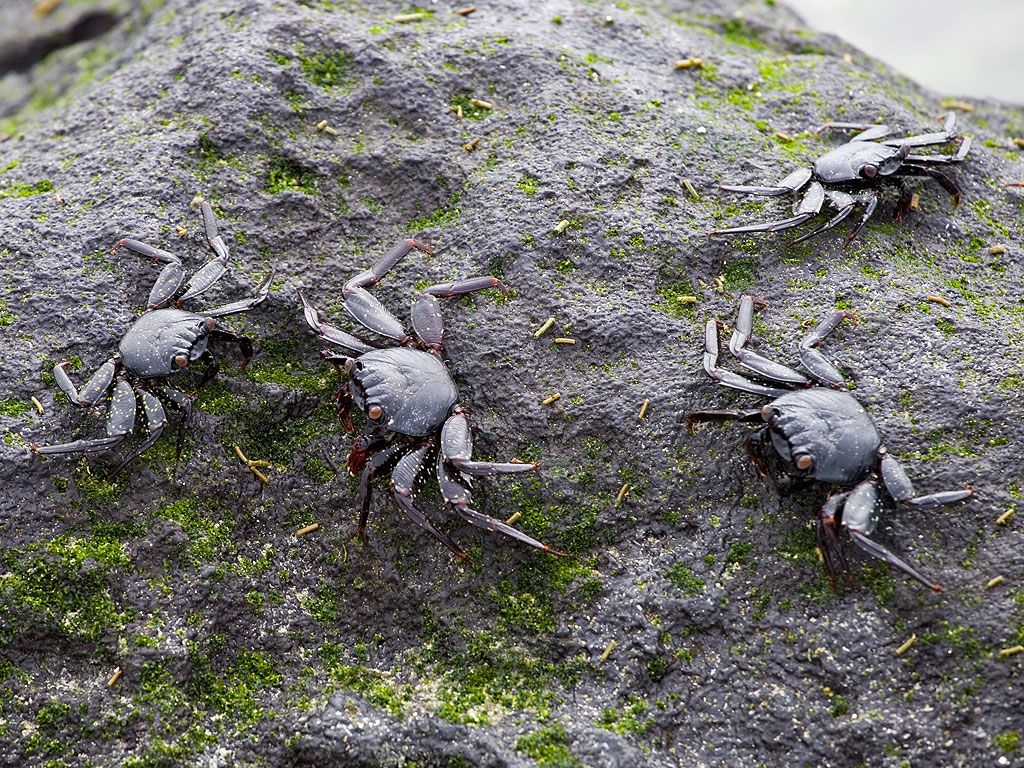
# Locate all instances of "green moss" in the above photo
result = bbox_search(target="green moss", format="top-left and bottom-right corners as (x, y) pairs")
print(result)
(320, 642), (410, 716)
(0, 398), (29, 417)
(597, 695), (653, 735)
(665, 564), (705, 596)
(299, 51), (354, 90)
(0, 179), (52, 198)
(450, 93), (491, 121)
(515, 722), (582, 767)
(725, 540), (754, 568)
(408, 191), (462, 231)
(828, 693), (849, 717)
(721, 258), (758, 292)
(969, 199), (1011, 237)
(0, 533), (131, 645)
(154, 497), (233, 564)
(655, 277), (698, 319)
(721, 17), (767, 49)
(244, 338), (333, 395)
(264, 157), (318, 195)
(517, 175), (540, 196)
(0, 298), (14, 326)
(994, 731), (1021, 755)
(934, 317), (956, 336)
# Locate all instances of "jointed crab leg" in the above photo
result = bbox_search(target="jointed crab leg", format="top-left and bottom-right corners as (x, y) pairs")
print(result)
(905, 135), (972, 165)
(439, 407), (538, 476)
(798, 310), (852, 388)
(111, 388), (166, 477)
(710, 181), (825, 237)
(299, 290), (375, 354)
(179, 200), (230, 302)
(412, 277), (508, 350)
(392, 445), (469, 560)
(843, 190), (880, 245)
(113, 239), (186, 310)
(814, 122), (892, 142)
(719, 166), (812, 196)
(203, 271), (275, 317)
(703, 318), (790, 397)
(32, 379), (137, 455)
(342, 239), (433, 342)
(53, 357), (118, 406)
(879, 453), (973, 507)
(685, 409), (764, 433)
(881, 112), (957, 148)
(896, 166), (962, 206)
(791, 190), (856, 244)
(729, 296), (809, 385)
(355, 441), (407, 539)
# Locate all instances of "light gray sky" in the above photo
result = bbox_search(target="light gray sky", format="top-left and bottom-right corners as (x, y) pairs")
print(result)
(782, 0), (1024, 104)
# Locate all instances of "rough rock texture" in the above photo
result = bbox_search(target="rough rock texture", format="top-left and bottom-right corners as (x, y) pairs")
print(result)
(1, 1), (1023, 766)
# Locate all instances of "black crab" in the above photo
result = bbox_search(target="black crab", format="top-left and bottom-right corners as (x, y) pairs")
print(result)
(686, 296), (973, 592)
(31, 199), (272, 473)
(299, 238), (557, 560)
(710, 112), (971, 245)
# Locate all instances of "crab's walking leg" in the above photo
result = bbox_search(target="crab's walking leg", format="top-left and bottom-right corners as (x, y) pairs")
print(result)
(843, 190), (880, 246)
(298, 290), (375, 354)
(112, 239), (184, 309)
(155, 385), (193, 461)
(32, 379), (136, 455)
(53, 357), (118, 406)
(881, 112), (957, 149)
(412, 277), (508, 350)
(210, 329), (254, 370)
(813, 122), (892, 142)
(354, 441), (406, 540)
(179, 200), (231, 302)
(841, 479), (944, 592)
(879, 453), (974, 507)
(728, 296), (809, 385)
(719, 166), (811, 197)
(710, 182), (825, 237)
(437, 453), (560, 554)
(439, 406), (538, 476)
(202, 271), (274, 317)
(896, 166), (962, 207)
(110, 388), (167, 477)
(905, 135), (972, 165)
(392, 445), (470, 561)
(799, 310), (853, 388)
(816, 491), (853, 590)
(342, 239), (432, 341)
(702, 318), (790, 397)
(793, 190), (859, 245)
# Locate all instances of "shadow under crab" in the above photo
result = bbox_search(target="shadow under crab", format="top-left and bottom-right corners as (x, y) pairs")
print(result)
(709, 112), (971, 245)
(299, 238), (559, 560)
(31, 198), (273, 474)
(686, 295), (973, 592)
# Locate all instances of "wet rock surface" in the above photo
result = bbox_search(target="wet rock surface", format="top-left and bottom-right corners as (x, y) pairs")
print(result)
(1, 0), (1023, 766)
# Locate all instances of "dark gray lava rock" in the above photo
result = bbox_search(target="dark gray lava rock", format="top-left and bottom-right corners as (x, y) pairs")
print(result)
(1, 0), (1023, 766)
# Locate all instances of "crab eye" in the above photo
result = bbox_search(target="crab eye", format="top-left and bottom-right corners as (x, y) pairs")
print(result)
(796, 454), (814, 471)
(861, 164), (878, 178)
(174, 354), (189, 368)
(760, 404), (774, 422)
(368, 404), (384, 422)
(204, 317), (216, 332)
(344, 358), (356, 373)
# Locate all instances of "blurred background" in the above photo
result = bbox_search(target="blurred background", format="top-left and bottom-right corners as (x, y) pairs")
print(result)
(784, 0), (1024, 104)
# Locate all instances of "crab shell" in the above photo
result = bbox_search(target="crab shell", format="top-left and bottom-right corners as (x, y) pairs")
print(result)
(813, 141), (909, 186)
(348, 347), (458, 437)
(762, 388), (881, 485)
(118, 308), (215, 378)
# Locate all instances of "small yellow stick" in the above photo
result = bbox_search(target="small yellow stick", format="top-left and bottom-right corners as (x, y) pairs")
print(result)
(998, 645), (1024, 658)
(989, 245), (1006, 255)
(599, 639), (617, 662)
(296, 523), (320, 537)
(996, 508), (1015, 525)
(505, 511), (522, 525)
(553, 337), (576, 345)
(107, 667), (122, 687)
(895, 634), (917, 655)
(469, 98), (493, 110)
(925, 295), (951, 307)
(638, 399), (650, 420)
(234, 444), (270, 484)
(674, 58), (703, 69)
(534, 317), (555, 338)
(553, 219), (571, 234)
(31, 396), (44, 414)
(683, 179), (700, 200)
(462, 137), (480, 151)
(541, 393), (561, 406)
(986, 575), (1005, 589)
(615, 483), (630, 506)
(909, 192), (920, 211)
(456, 5), (476, 15)
(393, 12), (426, 22)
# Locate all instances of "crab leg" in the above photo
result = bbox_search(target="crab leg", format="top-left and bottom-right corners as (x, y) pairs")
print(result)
(896, 165), (962, 206)
(32, 379), (137, 455)
(719, 166), (811, 196)
(437, 454), (559, 553)
(702, 318), (790, 397)
(110, 388), (166, 476)
(905, 135), (971, 165)
(816, 491), (853, 590)
(843, 190), (880, 246)
(798, 310), (852, 388)
(343, 239), (432, 342)
(684, 409), (764, 433)
(840, 479), (944, 592)
(881, 112), (957, 149)
(53, 357), (118, 406)
(202, 271), (274, 317)
(392, 445), (470, 561)
(439, 407), (538, 476)
(113, 238), (185, 309)
(728, 296), (809, 386)
(179, 200), (230, 302)
(354, 441), (406, 539)
(813, 122), (892, 142)
(412, 277), (508, 350)
(210, 329), (254, 370)
(879, 453), (974, 507)
(298, 290), (375, 354)
(792, 190), (856, 244)
(710, 182), (825, 237)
